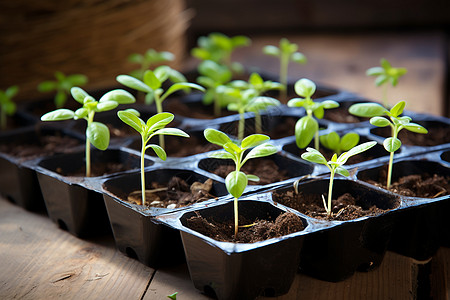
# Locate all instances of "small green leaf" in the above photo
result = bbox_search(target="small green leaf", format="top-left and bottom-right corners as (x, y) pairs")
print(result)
(225, 171), (248, 198)
(146, 112), (174, 129)
(389, 101), (405, 117)
(96, 101), (118, 112)
(336, 166), (350, 177)
(67, 74), (88, 86)
(154, 128), (189, 138)
(223, 142), (241, 155)
(375, 75), (388, 86)
(116, 75), (152, 93)
(366, 67), (384, 76)
(71, 87), (89, 104)
(301, 147), (327, 165)
(291, 52), (307, 64)
(118, 110), (144, 133)
(204, 128), (232, 146)
(287, 98), (306, 108)
(294, 78), (316, 98)
(162, 83), (205, 101)
(241, 134), (269, 149)
(3, 102), (16, 115)
(146, 144), (167, 161)
(144, 70), (162, 90)
(403, 123), (428, 134)
(99, 89), (136, 104)
(346, 141), (377, 157)
(263, 45), (280, 56)
(74, 108), (88, 119)
(349, 103), (388, 117)
(370, 116), (391, 127)
(295, 116), (318, 149)
(209, 151), (235, 160)
(38, 81), (57, 92)
(249, 73), (264, 86)
(41, 109), (75, 121)
(87, 122), (110, 150)
(247, 174), (260, 182)
(54, 91), (66, 108)
(383, 137), (401, 152)
(243, 143), (277, 163)
(340, 132), (360, 151)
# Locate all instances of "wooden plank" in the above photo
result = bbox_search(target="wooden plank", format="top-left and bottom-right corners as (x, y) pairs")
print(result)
(229, 33), (445, 116)
(431, 247), (450, 300)
(0, 197), (153, 300)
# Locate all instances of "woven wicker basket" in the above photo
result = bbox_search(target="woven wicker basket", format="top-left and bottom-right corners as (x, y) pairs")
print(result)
(0, 0), (189, 101)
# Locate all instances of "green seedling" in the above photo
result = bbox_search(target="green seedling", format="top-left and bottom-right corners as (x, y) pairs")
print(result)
(349, 100), (427, 189)
(196, 60), (232, 117)
(320, 131), (360, 156)
(366, 58), (407, 107)
(191, 32), (251, 74)
(118, 111), (188, 206)
(287, 78), (339, 150)
(38, 71), (88, 108)
(263, 38), (307, 100)
(117, 66), (204, 148)
(167, 292), (178, 300)
(41, 87), (136, 177)
(204, 128), (278, 238)
(128, 49), (175, 80)
(0, 85), (18, 130)
(301, 142), (376, 218)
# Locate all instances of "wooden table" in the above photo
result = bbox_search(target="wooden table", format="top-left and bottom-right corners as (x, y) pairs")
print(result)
(1, 32), (449, 299)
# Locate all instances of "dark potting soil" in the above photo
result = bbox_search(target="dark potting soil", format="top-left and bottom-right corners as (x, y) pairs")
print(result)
(127, 176), (216, 208)
(211, 159), (288, 185)
(273, 190), (389, 221)
(186, 211), (304, 243)
(219, 117), (297, 140)
(56, 161), (132, 177)
(365, 171), (450, 198)
(0, 134), (81, 161)
(373, 126), (450, 146)
(323, 106), (369, 123)
(165, 97), (235, 119)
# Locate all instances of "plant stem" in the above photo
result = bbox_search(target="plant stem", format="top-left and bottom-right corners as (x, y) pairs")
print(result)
(387, 151), (394, 189)
(314, 129), (320, 150)
(327, 170), (334, 218)
(238, 110), (245, 141)
(155, 98), (165, 149)
(86, 137), (91, 177)
(382, 84), (388, 107)
(280, 54), (288, 101)
(234, 197), (238, 239)
(254, 112), (262, 134)
(141, 137), (147, 206)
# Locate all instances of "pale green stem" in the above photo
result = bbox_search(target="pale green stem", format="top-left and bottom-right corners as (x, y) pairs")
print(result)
(255, 112), (262, 134)
(327, 169), (335, 218)
(382, 84), (388, 107)
(234, 197), (239, 239)
(280, 54), (288, 101)
(387, 152), (394, 189)
(141, 137), (147, 206)
(314, 129), (320, 150)
(238, 109), (245, 141)
(155, 98), (165, 149)
(85, 111), (95, 177)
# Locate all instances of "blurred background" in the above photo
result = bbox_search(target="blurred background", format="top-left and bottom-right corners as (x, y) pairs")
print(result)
(1, 0), (449, 116)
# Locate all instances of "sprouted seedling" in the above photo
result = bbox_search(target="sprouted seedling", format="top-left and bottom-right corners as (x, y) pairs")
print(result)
(320, 131), (360, 156)
(204, 128), (278, 238)
(287, 78), (339, 150)
(38, 71), (88, 108)
(196, 60), (232, 117)
(191, 32), (251, 74)
(41, 87), (136, 177)
(128, 49), (175, 80)
(263, 38), (307, 100)
(117, 66), (204, 148)
(366, 58), (407, 107)
(349, 100), (427, 188)
(0, 85), (18, 130)
(118, 111), (188, 206)
(167, 292), (178, 300)
(301, 141), (376, 218)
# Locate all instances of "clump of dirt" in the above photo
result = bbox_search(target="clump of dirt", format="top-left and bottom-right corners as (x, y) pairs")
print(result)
(186, 211), (304, 243)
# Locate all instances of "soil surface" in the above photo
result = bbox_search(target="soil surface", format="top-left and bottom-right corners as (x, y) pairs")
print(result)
(364, 170), (450, 198)
(210, 159), (289, 185)
(0, 134), (82, 161)
(373, 125), (450, 146)
(273, 189), (390, 221)
(165, 97), (235, 119)
(127, 177), (216, 208)
(56, 161), (133, 177)
(186, 211), (304, 243)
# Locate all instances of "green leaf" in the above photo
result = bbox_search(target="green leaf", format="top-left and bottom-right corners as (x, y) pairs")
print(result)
(366, 66), (384, 76)
(291, 52), (307, 64)
(209, 151), (235, 160)
(162, 83), (205, 101)
(287, 98), (306, 108)
(249, 73), (264, 86)
(143, 70), (162, 90)
(263, 45), (280, 57)
(225, 171), (248, 198)
(246, 174), (260, 182)
(154, 128), (189, 138)
(301, 147), (327, 165)
(320, 100), (339, 109)
(96, 101), (118, 112)
(403, 123), (428, 134)
(116, 75), (152, 93)
(383, 137), (401, 152)
(146, 112), (174, 128)
(38, 81), (57, 92)
(3, 102), (16, 115)
(41, 109), (75, 121)
(370, 116), (391, 127)
(295, 116), (318, 149)
(145, 144), (166, 160)
(204, 128), (232, 146)
(70, 87), (89, 104)
(223, 142), (241, 155)
(67, 74), (88, 86)
(336, 166), (350, 177)
(55, 91), (66, 108)
(241, 134), (269, 149)
(349, 103), (388, 117)
(340, 132), (360, 151)
(246, 96), (280, 112)
(346, 141), (377, 157)
(243, 143), (277, 163)
(389, 101), (405, 117)
(294, 78), (316, 98)
(375, 75), (388, 86)
(74, 108), (88, 119)
(118, 110), (144, 133)
(87, 122), (110, 150)
(100, 89), (136, 104)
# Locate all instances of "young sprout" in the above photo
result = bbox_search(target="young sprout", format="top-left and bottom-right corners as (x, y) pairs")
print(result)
(128, 49), (175, 80)
(320, 131), (360, 156)
(116, 66), (204, 149)
(287, 78), (339, 150)
(38, 71), (88, 108)
(263, 38), (307, 100)
(366, 58), (407, 107)
(41, 87), (136, 177)
(204, 128), (278, 238)
(349, 100), (427, 188)
(0, 85), (18, 130)
(191, 32), (251, 74)
(301, 141), (377, 218)
(196, 60), (232, 117)
(117, 111), (189, 206)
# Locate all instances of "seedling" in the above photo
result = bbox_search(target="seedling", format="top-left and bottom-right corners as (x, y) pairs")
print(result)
(191, 32), (251, 74)
(167, 292), (178, 300)
(320, 131), (360, 156)
(0, 85), (18, 130)
(287, 78), (339, 150)
(38, 71), (88, 108)
(366, 58), (407, 107)
(301, 142), (377, 218)
(263, 38), (307, 100)
(116, 66), (204, 148)
(118, 110), (189, 206)
(349, 100), (427, 188)
(196, 60), (232, 117)
(204, 128), (278, 238)
(128, 49), (174, 80)
(41, 87), (136, 177)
